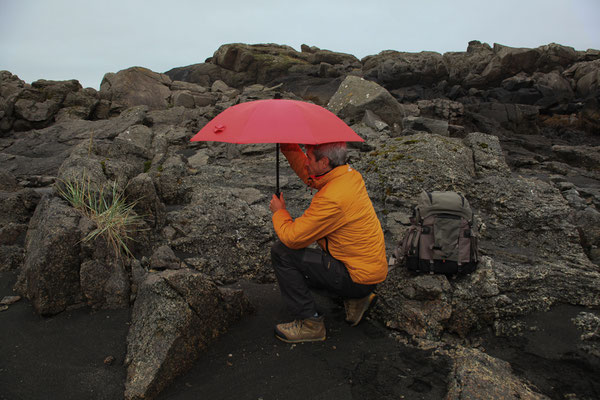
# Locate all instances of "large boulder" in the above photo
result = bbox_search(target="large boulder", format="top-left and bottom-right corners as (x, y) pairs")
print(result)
(362, 50), (449, 89)
(443, 40), (495, 88)
(100, 67), (172, 110)
(478, 43), (541, 85)
(210, 43), (312, 87)
(124, 269), (252, 400)
(14, 196), (83, 315)
(327, 75), (406, 129)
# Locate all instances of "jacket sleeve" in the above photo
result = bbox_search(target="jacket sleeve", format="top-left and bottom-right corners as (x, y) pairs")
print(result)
(281, 144), (310, 186)
(272, 193), (347, 249)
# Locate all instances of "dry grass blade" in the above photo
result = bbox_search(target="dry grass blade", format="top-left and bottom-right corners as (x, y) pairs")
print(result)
(57, 175), (145, 258)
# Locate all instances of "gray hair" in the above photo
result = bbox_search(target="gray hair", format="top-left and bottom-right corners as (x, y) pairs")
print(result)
(306, 142), (347, 168)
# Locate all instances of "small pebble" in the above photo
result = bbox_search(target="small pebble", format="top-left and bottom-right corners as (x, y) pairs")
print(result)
(0, 296), (21, 306)
(104, 356), (115, 366)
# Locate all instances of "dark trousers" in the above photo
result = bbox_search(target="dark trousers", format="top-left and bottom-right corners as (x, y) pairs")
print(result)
(271, 241), (376, 319)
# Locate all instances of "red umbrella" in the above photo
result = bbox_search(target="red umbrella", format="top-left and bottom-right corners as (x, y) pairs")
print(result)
(190, 99), (364, 194)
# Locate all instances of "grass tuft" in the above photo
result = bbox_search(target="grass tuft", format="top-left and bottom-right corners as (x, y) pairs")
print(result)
(56, 175), (144, 259)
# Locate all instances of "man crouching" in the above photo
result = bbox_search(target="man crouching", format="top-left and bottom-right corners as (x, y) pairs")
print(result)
(269, 142), (387, 343)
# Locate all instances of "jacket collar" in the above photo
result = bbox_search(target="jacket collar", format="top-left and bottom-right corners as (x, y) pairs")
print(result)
(308, 164), (351, 190)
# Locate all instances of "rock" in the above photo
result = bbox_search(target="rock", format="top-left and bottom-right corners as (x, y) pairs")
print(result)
(443, 40), (495, 87)
(416, 99), (465, 124)
(0, 170), (20, 191)
(356, 132), (475, 209)
(211, 43), (311, 87)
(535, 43), (579, 72)
(327, 75), (406, 128)
(14, 196), (83, 315)
(479, 43), (541, 85)
(402, 116), (449, 136)
(466, 102), (539, 135)
(100, 67), (172, 110)
(151, 154), (189, 205)
(0, 295), (21, 305)
(0, 188), (41, 226)
(124, 269), (252, 400)
(552, 144), (600, 170)
(0, 245), (24, 272)
(361, 110), (389, 132)
(125, 173), (166, 229)
(376, 257), (499, 339)
(166, 185), (272, 283)
(463, 132), (511, 177)
(362, 50), (449, 89)
(445, 346), (549, 399)
(165, 62), (232, 88)
(4, 107), (149, 179)
(79, 258), (130, 309)
(573, 206), (600, 264)
(149, 245), (183, 270)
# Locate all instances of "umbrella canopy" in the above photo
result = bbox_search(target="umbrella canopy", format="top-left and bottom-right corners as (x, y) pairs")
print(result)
(190, 99), (365, 195)
(190, 99), (364, 144)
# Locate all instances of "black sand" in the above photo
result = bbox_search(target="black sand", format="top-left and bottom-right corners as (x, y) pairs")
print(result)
(1, 270), (599, 399)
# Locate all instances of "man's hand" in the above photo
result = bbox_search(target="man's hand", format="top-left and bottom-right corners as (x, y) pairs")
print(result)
(270, 193), (286, 213)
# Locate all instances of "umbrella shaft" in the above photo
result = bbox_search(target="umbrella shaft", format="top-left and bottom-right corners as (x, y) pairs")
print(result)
(276, 143), (280, 197)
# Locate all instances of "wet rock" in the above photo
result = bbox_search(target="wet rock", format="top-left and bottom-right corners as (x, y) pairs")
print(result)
(124, 269), (252, 400)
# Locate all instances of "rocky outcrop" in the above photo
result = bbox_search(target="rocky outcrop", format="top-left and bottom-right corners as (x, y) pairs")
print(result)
(124, 269), (252, 400)
(2, 40), (600, 400)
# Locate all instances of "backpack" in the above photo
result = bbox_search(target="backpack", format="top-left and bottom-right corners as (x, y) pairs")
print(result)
(395, 190), (478, 275)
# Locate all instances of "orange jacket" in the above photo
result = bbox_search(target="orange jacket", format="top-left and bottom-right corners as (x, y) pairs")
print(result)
(272, 145), (388, 284)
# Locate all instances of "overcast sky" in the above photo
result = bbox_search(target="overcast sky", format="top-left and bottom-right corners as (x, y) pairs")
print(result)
(1, 0), (599, 90)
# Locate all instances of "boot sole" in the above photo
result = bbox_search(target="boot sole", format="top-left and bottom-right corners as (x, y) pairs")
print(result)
(274, 333), (327, 344)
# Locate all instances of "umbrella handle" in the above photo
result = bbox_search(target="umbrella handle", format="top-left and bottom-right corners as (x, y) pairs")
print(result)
(276, 143), (280, 198)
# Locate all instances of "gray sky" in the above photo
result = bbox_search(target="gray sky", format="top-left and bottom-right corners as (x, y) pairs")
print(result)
(1, 0), (599, 90)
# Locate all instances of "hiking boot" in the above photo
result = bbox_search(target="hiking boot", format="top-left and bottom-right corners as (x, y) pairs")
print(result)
(344, 293), (377, 326)
(274, 316), (326, 343)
